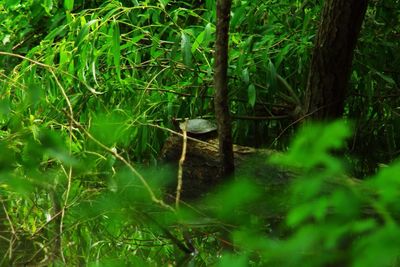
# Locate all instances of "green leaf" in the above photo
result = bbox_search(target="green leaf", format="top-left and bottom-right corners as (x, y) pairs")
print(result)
(191, 31), (205, 53)
(64, 0), (74, 11)
(76, 19), (98, 47)
(267, 59), (277, 89)
(242, 68), (249, 84)
(158, 0), (170, 9)
(0, 98), (11, 116)
(111, 21), (121, 79)
(231, 5), (246, 29)
(45, 25), (67, 41)
(130, 34), (145, 44)
(41, 0), (53, 15)
(5, 0), (20, 8)
(375, 71), (395, 84)
(275, 43), (292, 69)
(204, 23), (215, 43)
(248, 84), (256, 107)
(181, 32), (192, 67)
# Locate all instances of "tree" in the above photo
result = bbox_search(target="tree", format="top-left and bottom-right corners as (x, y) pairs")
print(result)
(305, 0), (368, 120)
(214, 0), (234, 176)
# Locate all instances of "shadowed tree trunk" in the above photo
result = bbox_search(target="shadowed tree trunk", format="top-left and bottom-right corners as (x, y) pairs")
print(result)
(214, 0), (234, 176)
(305, 0), (368, 120)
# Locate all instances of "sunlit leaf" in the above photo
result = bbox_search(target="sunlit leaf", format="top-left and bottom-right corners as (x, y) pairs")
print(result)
(41, 0), (53, 15)
(5, 0), (20, 8)
(158, 0), (170, 9)
(76, 19), (98, 47)
(130, 34), (145, 44)
(64, 0), (74, 11)
(191, 31), (205, 53)
(111, 20), (121, 79)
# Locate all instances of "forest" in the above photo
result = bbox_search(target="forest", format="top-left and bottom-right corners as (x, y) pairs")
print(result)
(0, 0), (399, 266)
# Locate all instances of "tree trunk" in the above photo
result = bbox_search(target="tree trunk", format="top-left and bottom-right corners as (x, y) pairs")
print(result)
(305, 0), (368, 120)
(214, 0), (234, 176)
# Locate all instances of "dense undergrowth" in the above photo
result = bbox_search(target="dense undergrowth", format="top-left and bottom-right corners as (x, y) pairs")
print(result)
(1, 118), (400, 266)
(0, 0), (400, 266)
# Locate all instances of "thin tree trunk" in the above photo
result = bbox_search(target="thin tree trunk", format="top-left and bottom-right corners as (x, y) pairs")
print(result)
(305, 0), (368, 120)
(214, 0), (234, 176)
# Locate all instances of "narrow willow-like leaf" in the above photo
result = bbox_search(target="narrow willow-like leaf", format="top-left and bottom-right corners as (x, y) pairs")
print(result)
(59, 43), (69, 66)
(130, 34), (145, 44)
(75, 19), (98, 46)
(203, 23), (215, 45)
(64, 0), (74, 11)
(275, 43), (292, 69)
(231, 5), (246, 30)
(45, 25), (67, 41)
(112, 20), (121, 79)
(242, 68), (249, 84)
(181, 31), (192, 67)
(159, 0), (170, 9)
(191, 31), (205, 53)
(267, 59), (277, 89)
(92, 60), (99, 87)
(375, 71), (396, 84)
(76, 19), (98, 47)
(248, 83), (256, 107)
(5, 0), (19, 8)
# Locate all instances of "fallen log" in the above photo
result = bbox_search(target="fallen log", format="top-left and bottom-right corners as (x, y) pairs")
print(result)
(160, 135), (293, 201)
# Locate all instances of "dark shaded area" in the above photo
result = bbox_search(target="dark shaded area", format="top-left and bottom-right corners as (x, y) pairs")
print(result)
(160, 135), (292, 211)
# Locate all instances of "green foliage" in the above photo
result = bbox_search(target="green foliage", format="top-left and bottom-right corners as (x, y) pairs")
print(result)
(221, 121), (400, 267)
(0, 0), (399, 265)
(348, 0), (400, 175)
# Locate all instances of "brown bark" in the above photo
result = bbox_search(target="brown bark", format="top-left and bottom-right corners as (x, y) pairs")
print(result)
(305, 0), (368, 120)
(160, 136), (286, 200)
(214, 0), (234, 176)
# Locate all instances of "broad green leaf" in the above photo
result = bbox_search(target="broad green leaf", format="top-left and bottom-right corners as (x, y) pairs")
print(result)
(248, 84), (256, 107)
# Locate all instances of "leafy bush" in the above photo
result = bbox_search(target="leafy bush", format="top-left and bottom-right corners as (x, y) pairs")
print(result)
(2, 117), (400, 266)
(212, 121), (400, 267)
